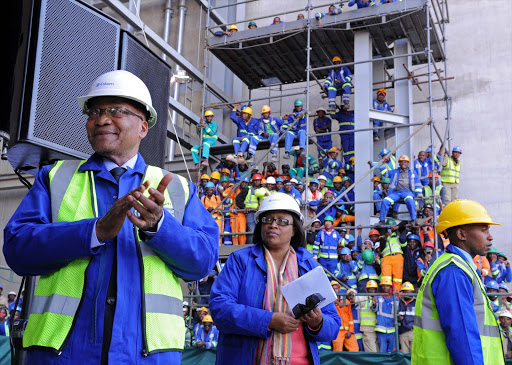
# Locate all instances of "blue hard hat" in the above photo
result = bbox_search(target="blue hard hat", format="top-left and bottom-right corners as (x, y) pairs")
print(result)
(346, 234), (355, 242)
(276, 177), (284, 182)
(499, 283), (509, 291)
(340, 247), (351, 256)
(310, 178), (320, 186)
(486, 280), (499, 291)
(379, 148), (391, 156)
(426, 146), (432, 153)
(351, 246), (360, 252)
(407, 234), (421, 242)
(205, 182), (215, 188)
(452, 146), (462, 153)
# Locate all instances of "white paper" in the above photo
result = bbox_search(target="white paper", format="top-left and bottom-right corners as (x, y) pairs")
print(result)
(281, 266), (336, 312)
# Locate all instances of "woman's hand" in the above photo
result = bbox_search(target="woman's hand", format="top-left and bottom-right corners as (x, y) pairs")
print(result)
(269, 312), (301, 334)
(300, 307), (323, 330)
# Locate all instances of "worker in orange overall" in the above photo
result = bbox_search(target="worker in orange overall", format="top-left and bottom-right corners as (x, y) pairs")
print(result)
(331, 282), (359, 352)
(201, 181), (224, 245)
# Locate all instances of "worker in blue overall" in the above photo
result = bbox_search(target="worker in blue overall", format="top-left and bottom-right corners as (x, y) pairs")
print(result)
(313, 107), (332, 166)
(413, 150), (431, 186)
(379, 155), (423, 224)
(372, 88), (393, 141)
(330, 110), (355, 164)
(247, 105), (284, 163)
(323, 147), (344, 182)
(370, 148), (398, 179)
(335, 247), (360, 293)
(230, 103), (258, 162)
(283, 99), (307, 159)
(313, 215), (343, 276)
(324, 56), (353, 112)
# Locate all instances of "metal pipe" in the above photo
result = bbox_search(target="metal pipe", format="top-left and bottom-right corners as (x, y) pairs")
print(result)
(308, 51), (427, 73)
(169, 0), (188, 161)
(304, 0), (312, 228)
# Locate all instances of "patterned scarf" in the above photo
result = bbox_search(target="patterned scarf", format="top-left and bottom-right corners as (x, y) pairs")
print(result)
(255, 246), (299, 365)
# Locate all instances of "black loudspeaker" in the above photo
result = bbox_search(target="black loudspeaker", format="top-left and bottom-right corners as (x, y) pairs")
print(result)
(6, 0), (121, 174)
(120, 30), (171, 169)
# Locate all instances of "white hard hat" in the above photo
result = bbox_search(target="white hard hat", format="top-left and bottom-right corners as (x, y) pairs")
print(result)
(266, 176), (276, 184)
(226, 154), (236, 161)
(318, 175), (327, 181)
(498, 310), (512, 319)
(290, 178), (298, 184)
(255, 192), (304, 223)
(77, 70), (157, 128)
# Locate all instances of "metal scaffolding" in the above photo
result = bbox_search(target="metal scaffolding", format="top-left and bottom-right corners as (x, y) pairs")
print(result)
(200, 0), (452, 246)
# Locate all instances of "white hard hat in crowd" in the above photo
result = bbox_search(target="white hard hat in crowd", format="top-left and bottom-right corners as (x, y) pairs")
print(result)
(290, 178), (298, 184)
(266, 176), (276, 184)
(77, 70), (157, 128)
(255, 192), (304, 223)
(8, 292), (16, 296)
(498, 310), (512, 319)
(318, 175), (327, 181)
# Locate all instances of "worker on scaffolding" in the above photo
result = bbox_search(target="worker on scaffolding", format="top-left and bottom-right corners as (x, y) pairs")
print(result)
(413, 150), (430, 186)
(191, 110), (218, 169)
(370, 147), (398, 178)
(379, 155), (422, 225)
(282, 99), (307, 159)
(324, 56), (353, 112)
(248, 21), (257, 29)
(247, 105), (284, 163)
(412, 199), (504, 364)
(372, 88), (393, 142)
(201, 181), (224, 246)
(313, 216), (343, 275)
(230, 103), (258, 163)
(313, 107), (332, 166)
(330, 109), (355, 165)
(218, 176), (233, 245)
(348, 0), (373, 8)
(323, 147), (344, 182)
(214, 24), (238, 37)
(440, 145), (462, 203)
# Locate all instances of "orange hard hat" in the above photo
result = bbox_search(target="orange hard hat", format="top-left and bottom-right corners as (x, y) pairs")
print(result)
(369, 229), (380, 236)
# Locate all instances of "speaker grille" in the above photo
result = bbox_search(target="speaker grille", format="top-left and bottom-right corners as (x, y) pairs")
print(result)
(30, 0), (120, 157)
(120, 31), (171, 168)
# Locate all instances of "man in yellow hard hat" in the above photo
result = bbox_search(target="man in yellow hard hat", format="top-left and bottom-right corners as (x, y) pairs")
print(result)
(412, 199), (504, 364)
(214, 24), (238, 37)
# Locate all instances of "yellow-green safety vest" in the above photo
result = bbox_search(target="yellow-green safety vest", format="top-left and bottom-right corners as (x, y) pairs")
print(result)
(381, 233), (405, 258)
(411, 252), (504, 365)
(359, 297), (377, 328)
(244, 186), (260, 210)
(23, 160), (190, 356)
(440, 157), (461, 184)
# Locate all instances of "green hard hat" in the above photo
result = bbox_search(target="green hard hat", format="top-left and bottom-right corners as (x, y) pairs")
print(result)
(324, 215), (334, 222)
(220, 176), (230, 182)
(342, 176), (351, 182)
(294, 99), (304, 106)
(381, 177), (391, 184)
(487, 247), (499, 254)
(386, 218), (396, 226)
(499, 252), (508, 259)
(325, 179), (333, 187)
(362, 249), (375, 264)
(248, 21), (257, 27)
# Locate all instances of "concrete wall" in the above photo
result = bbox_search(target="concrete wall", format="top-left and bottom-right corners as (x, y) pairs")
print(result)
(1, 0), (511, 291)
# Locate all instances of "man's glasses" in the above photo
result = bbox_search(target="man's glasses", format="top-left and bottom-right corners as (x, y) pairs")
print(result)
(83, 107), (144, 121)
(260, 216), (293, 226)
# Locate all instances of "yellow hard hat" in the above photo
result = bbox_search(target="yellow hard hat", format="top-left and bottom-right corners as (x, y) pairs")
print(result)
(198, 306), (209, 313)
(373, 176), (381, 182)
(261, 105), (271, 114)
(204, 110), (214, 117)
(332, 56), (342, 63)
(398, 155), (410, 162)
(221, 168), (230, 174)
(262, 178), (267, 184)
(330, 280), (340, 287)
(210, 171), (221, 180)
(347, 288), (357, 296)
(229, 24), (238, 31)
(380, 277), (393, 286)
(401, 282), (414, 291)
(200, 174), (210, 180)
(377, 88), (387, 96)
(366, 280), (378, 289)
(242, 106), (253, 115)
(202, 314), (213, 323)
(328, 147), (338, 154)
(349, 157), (355, 165)
(436, 199), (501, 233)
(333, 176), (343, 183)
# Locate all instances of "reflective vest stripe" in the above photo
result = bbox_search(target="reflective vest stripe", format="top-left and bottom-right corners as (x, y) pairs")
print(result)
(440, 157), (461, 184)
(30, 293), (82, 317)
(381, 234), (403, 257)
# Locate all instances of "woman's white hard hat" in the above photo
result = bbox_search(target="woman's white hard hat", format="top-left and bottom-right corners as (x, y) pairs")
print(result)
(255, 192), (304, 223)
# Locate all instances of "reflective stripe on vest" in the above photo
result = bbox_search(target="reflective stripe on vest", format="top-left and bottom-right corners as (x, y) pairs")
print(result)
(318, 230), (338, 259)
(360, 298), (377, 327)
(411, 252), (504, 365)
(381, 234), (403, 257)
(23, 160), (189, 355)
(440, 157), (461, 184)
(244, 187), (259, 209)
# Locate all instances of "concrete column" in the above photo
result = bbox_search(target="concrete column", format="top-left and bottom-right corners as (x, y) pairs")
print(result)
(393, 38), (413, 159)
(354, 31), (373, 231)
